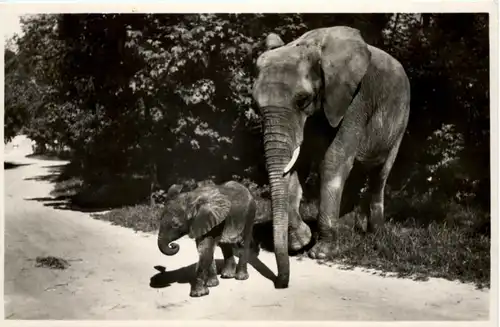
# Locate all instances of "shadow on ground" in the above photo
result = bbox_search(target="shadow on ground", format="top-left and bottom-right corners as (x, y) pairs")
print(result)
(24, 164), (75, 182)
(4, 162), (32, 170)
(26, 151), (72, 161)
(23, 162), (154, 213)
(24, 196), (113, 213)
(150, 256), (276, 289)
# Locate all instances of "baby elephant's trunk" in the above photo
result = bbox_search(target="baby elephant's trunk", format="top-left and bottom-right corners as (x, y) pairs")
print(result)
(158, 237), (180, 256)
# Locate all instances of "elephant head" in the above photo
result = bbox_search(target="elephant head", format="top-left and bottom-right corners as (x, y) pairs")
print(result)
(252, 26), (371, 287)
(157, 184), (231, 256)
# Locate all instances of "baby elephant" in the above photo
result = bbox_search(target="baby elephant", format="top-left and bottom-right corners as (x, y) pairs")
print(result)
(157, 180), (259, 297)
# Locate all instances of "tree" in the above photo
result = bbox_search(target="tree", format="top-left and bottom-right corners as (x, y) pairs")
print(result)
(4, 48), (34, 143)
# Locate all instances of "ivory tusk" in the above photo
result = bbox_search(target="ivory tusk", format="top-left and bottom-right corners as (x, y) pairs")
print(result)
(283, 146), (301, 175)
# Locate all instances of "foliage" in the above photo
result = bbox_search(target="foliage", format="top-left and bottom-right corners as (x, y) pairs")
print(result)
(4, 48), (40, 143)
(382, 14), (490, 212)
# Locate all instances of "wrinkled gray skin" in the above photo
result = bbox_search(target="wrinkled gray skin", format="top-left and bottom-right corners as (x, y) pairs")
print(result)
(252, 26), (411, 289)
(157, 181), (259, 297)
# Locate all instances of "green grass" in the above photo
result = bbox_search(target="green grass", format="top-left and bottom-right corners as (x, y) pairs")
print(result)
(50, 177), (84, 198)
(91, 197), (490, 289)
(91, 204), (164, 232)
(322, 220), (490, 289)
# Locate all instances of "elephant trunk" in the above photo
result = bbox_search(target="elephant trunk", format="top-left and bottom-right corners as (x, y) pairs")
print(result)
(261, 106), (297, 288)
(158, 237), (180, 256)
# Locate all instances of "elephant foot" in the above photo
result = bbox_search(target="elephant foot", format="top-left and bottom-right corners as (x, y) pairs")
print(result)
(289, 221), (312, 251)
(190, 285), (209, 297)
(308, 239), (339, 260)
(235, 269), (249, 281)
(221, 270), (235, 279)
(221, 261), (236, 279)
(274, 274), (289, 289)
(206, 276), (219, 287)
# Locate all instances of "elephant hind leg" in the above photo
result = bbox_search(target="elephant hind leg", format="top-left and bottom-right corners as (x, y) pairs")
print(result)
(206, 259), (219, 287)
(220, 244), (236, 279)
(366, 138), (403, 233)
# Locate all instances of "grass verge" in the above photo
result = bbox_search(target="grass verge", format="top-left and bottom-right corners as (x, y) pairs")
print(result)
(324, 220), (490, 289)
(91, 204), (164, 232)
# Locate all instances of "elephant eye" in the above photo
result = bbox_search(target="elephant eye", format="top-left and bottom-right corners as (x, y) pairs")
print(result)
(296, 93), (312, 109)
(170, 218), (182, 228)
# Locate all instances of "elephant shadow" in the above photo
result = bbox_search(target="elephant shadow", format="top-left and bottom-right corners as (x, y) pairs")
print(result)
(150, 256), (276, 289)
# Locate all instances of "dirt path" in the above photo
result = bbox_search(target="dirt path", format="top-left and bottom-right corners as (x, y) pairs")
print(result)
(3, 136), (490, 320)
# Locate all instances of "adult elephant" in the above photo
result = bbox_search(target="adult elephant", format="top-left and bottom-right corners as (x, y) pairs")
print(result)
(252, 26), (410, 289)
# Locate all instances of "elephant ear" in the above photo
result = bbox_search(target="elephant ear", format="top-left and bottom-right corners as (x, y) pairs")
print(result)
(265, 33), (285, 50)
(320, 27), (371, 128)
(166, 184), (183, 200)
(188, 189), (232, 239)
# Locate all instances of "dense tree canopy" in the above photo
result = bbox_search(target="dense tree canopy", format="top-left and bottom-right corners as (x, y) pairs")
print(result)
(4, 13), (490, 221)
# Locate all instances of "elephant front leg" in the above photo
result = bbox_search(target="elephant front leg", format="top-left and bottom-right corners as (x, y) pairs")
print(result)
(308, 142), (356, 259)
(288, 171), (312, 251)
(190, 237), (216, 297)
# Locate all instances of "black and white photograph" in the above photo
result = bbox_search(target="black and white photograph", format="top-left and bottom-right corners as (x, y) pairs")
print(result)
(2, 2), (498, 323)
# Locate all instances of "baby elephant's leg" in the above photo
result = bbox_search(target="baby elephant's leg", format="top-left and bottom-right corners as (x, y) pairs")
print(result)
(220, 244), (236, 279)
(191, 237), (216, 297)
(235, 205), (256, 281)
(206, 259), (219, 287)
(235, 245), (250, 281)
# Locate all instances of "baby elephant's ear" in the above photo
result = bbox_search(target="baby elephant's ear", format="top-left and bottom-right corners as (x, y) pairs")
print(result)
(166, 184), (183, 200)
(189, 193), (231, 239)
